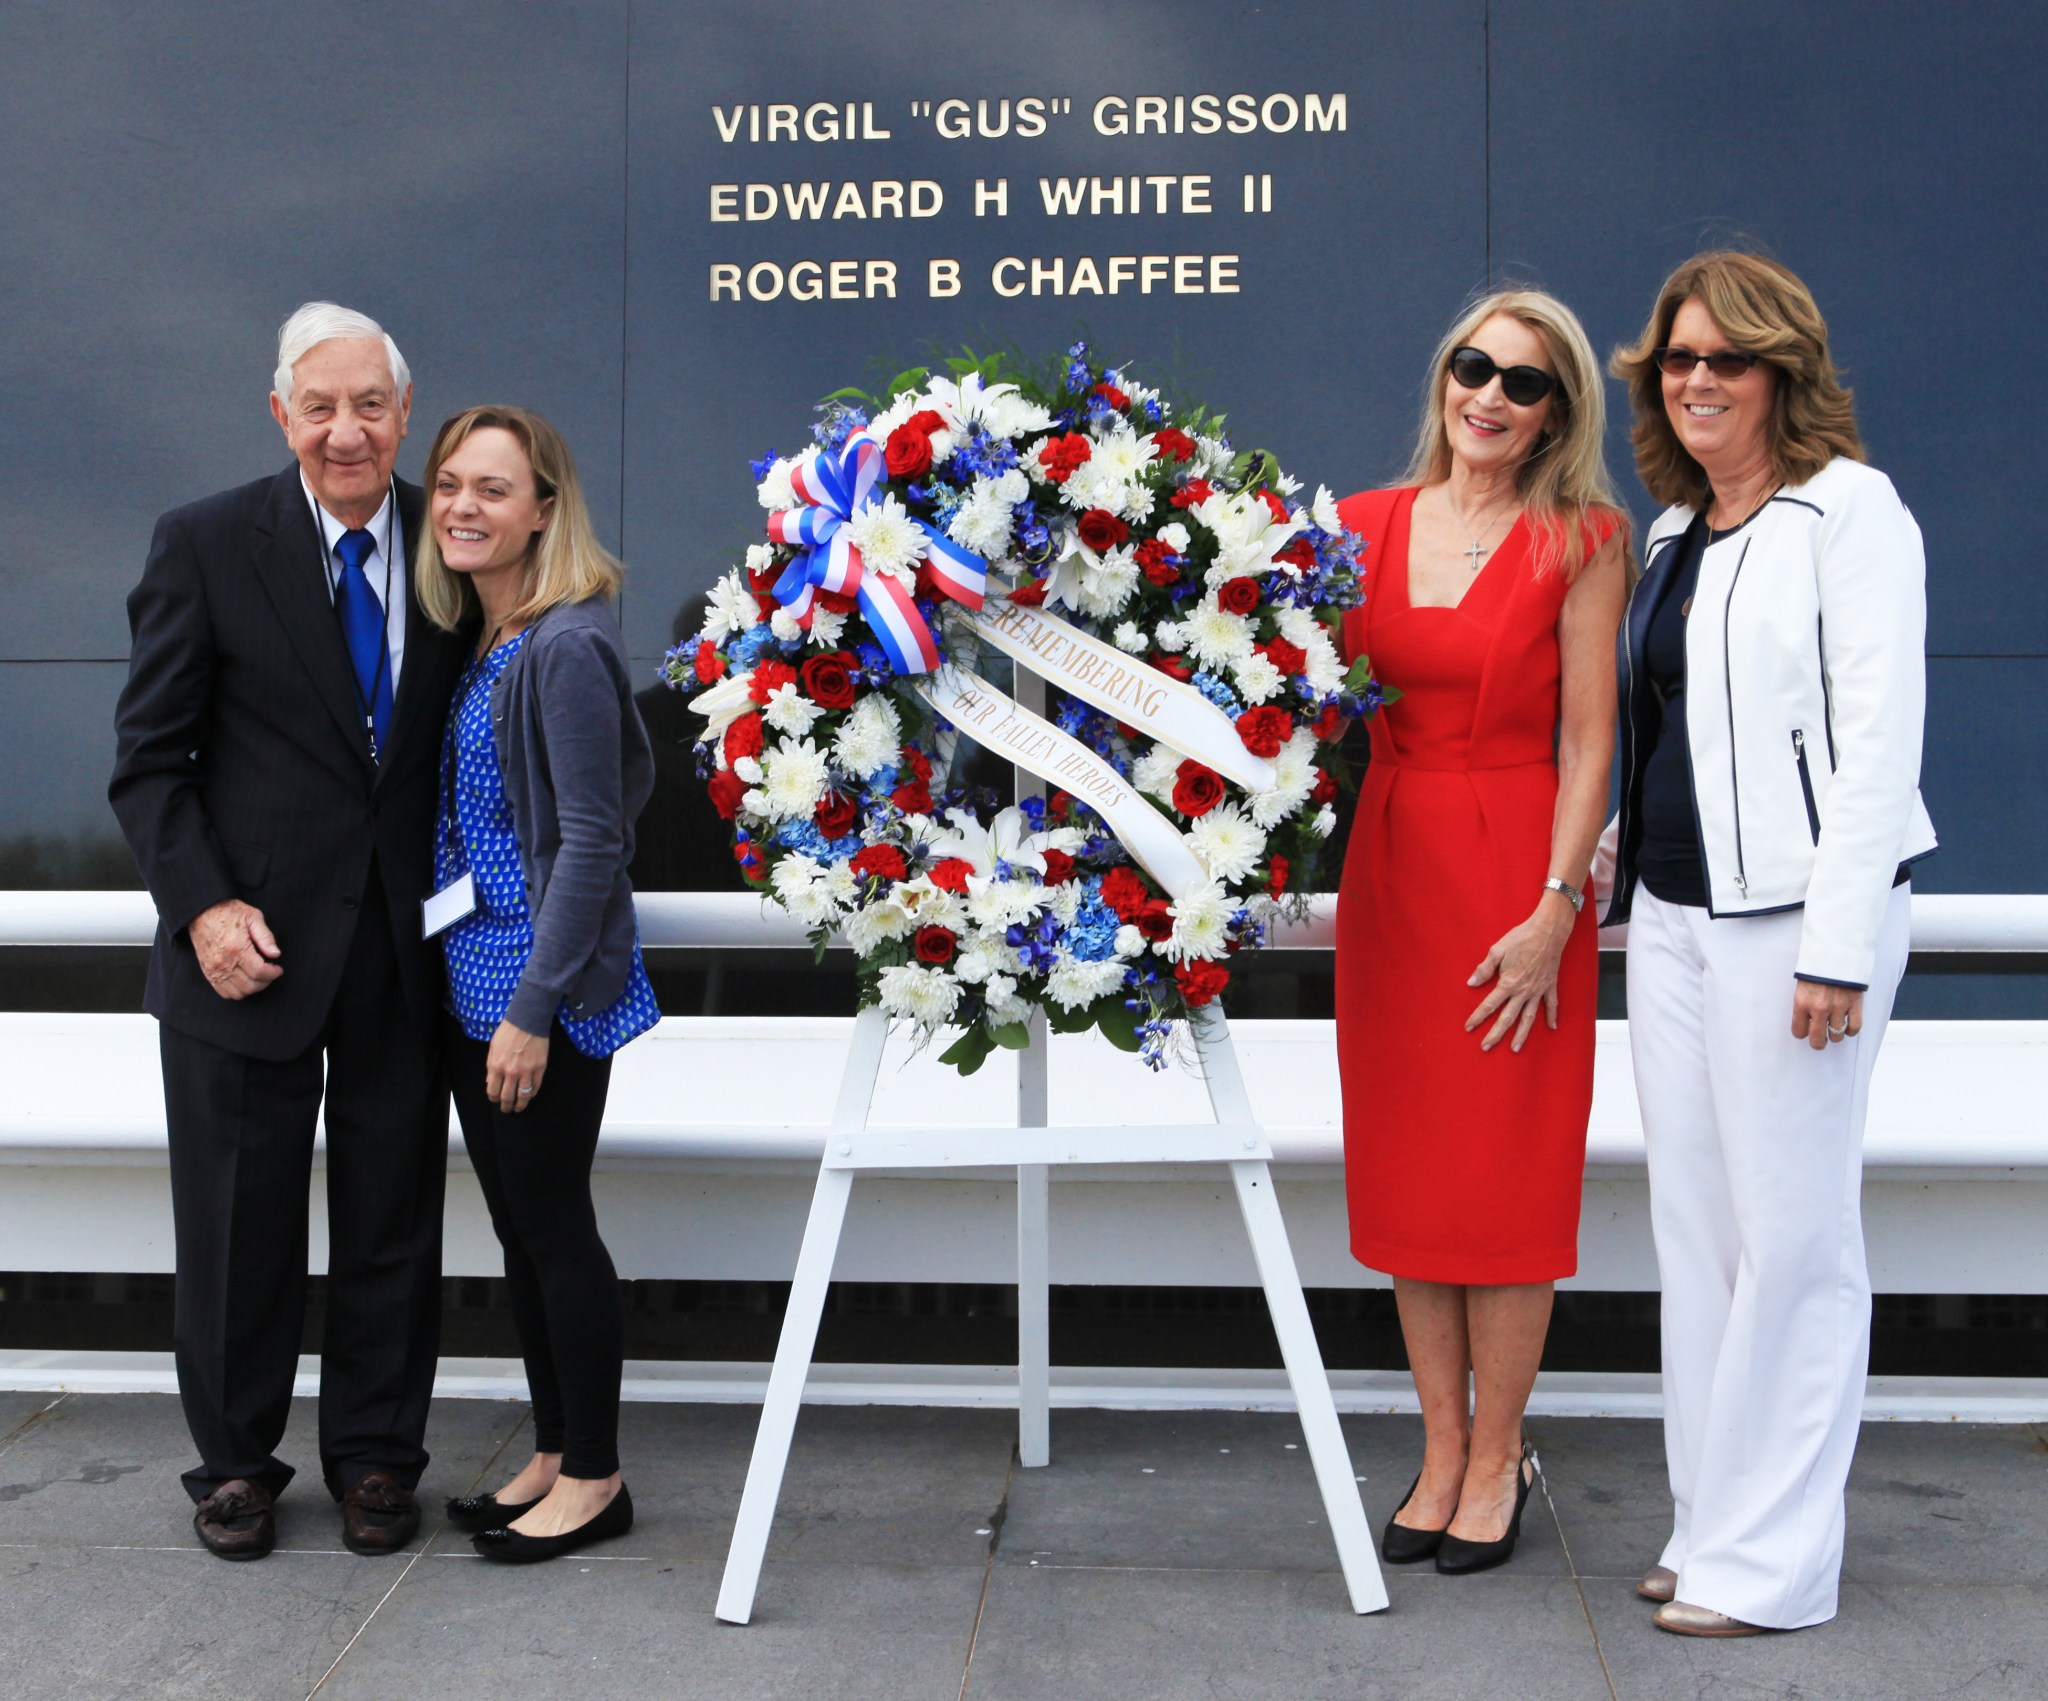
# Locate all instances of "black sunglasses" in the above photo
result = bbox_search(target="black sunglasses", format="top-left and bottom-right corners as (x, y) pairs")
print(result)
(1653, 345), (1763, 380)
(1447, 345), (1560, 407)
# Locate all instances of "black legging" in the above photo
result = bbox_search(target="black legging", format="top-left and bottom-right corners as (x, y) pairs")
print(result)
(447, 1015), (622, 1479)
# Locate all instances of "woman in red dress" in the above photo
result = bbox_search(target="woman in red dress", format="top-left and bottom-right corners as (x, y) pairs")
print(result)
(1337, 291), (1628, 1573)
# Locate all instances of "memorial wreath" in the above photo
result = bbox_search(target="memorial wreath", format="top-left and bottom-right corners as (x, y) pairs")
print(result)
(667, 344), (1388, 1072)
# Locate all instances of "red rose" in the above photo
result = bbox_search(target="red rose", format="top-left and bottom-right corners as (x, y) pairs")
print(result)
(1172, 760), (1226, 818)
(1235, 706), (1293, 759)
(1039, 848), (1075, 886)
(1006, 578), (1049, 606)
(723, 712), (764, 765)
(694, 639), (727, 684)
(706, 768), (745, 820)
(1038, 433), (1093, 484)
(1135, 537), (1179, 586)
(926, 857), (974, 894)
(1151, 426), (1196, 464)
(1312, 702), (1348, 743)
(1259, 637), (1308, 676)
(1174, 959), (1231, 1007)
(851, 844), (908, 884)
(1077, 508), (1130, 554)
(913, 925), (957, 965)
(1170, 479), (1214, 509)
(747, 563), (781, 601)
(1092, 381), (1130, 409)
(1310, 767), (1339, 805)
(814, 791), (857, 838)
(1217, 577), (1261, 616)
(1149, 652), (1194, 682)
(1099, 866), (1150, 921)
(1273, 538), (1315, 571)
(1266, 854), (1290, 898)
(747, 659), (796, 703)
(816, 588), (859, 616)
(884, 421), (934, 479)
(800, 650), (857, 709)
(1135, 899), (1174, 942)
(1256, 488), (1291, 524)
(1047, 790), (1074, 821)
(905, 408), (947, 437)
(891, 749), (933, 815)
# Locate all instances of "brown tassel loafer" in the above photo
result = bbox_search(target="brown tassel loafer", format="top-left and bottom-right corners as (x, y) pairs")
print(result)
(341, 1472), (421, 1556)
(193, 1478), (276, 1561)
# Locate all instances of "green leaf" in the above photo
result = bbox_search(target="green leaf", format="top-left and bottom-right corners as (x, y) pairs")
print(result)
(1091, 995), (1142, 1053)
(939, 1025), (996, 1075)
(819, 385), (871, 404)
(1044, 998), (1095, 1034)
(1341, 655), (1379, 694)
(990, 1022), (1032, 1050)
(810, 923), (835, 966)
(884, 366), (930, 402)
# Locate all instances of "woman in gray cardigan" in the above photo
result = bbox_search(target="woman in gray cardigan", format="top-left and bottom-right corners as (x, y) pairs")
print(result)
(415, 406), (655, 1563)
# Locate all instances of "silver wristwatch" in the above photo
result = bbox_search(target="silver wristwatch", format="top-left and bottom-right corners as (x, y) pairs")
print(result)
(1543, 876), (1585, 914)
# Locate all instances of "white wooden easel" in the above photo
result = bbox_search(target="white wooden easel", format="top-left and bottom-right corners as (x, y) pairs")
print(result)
(712, 1002), (1390, 1621)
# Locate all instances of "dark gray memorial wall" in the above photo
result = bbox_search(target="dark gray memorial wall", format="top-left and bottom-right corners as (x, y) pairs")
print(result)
(4, 1), (2042, 916)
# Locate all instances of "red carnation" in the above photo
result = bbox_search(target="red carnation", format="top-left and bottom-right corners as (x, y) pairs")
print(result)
(1099, 866), (1151, 922)
(1151, 426), (1196, 463)
(747, 659), (797, 703)
(694, 639), (727, 684)
(706, 768), (745, 820)
(884, 421), (934, 480)
(1217, 577), (1262, 617)
(1039, 848), (1075, 887)
(1312, 702), (1349, 743)
(1136, 899), (1175, 942)
(1259, 637), (1308, 676)
(1172, 760), (1226, 818)
(1007, 578), (1049, 606)
(1135, 537), (1178, 586)
(1169, 479), (1215, 510)
(851, 844), (909, 884)
(1150, 652), (1194, 682)
(1310, 767), (1338, 806)
(913, 926), (957, 966)
(816, 588), (859, 616)
(1048, 790), (1074, 821)
(1273, 538), (1315, 571)
(1038, 432), (1093, 484)
(1256, 488), (1291, 525)
(800, 650), (857, 710)
(814, 791), (857, 838)
(723, 712), (764, 766)
(1092, 381), (1130, 409)
(1235, 706), (1293, 759)
(1174, 959), (1231, 1007)
(1266, 855), (1290, 898)
(926, 857), (974, 894)
(747, 562), (781, 601)
(891, 746), (933, 815)
(1077, 508), (1130, 554)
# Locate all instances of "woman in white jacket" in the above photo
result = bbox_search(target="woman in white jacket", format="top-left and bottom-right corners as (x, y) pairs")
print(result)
(1603, 252), (1936, 1637)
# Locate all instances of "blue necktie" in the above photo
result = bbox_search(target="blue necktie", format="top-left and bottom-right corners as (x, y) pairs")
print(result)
(333, 527), (394, 758)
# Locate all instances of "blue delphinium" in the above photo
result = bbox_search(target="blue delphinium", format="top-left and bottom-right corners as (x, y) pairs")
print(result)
(1005, 913), (1061, 973)
(749, 448), (781, 482)
(812, 401), (868, 452)
(1065, 339), (1093, 393)
(1012, 499), (1051, 557)
(1192, 670), (1242, 716)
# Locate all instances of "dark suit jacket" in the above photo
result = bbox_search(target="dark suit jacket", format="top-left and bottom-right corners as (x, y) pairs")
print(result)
(110, 465), (471, 1061)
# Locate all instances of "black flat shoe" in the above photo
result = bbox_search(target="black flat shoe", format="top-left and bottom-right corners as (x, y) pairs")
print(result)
(446, 1491), (542, 1534)
(1381, 1471), (1451, 1564)
(1436, 1448), (1535, 1575)
(472, 1483), (634, 1564)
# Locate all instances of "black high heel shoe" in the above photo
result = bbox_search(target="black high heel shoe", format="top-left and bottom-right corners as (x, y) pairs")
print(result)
(1380, 1471), (1452, 1564)
(473, 1482), (634, 1564)
(445, 1491), (542, 1534)
(1435, 1447), (1535, 1575)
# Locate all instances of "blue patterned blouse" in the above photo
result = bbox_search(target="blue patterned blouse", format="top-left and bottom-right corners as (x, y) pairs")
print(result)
(436, 630), (659, 1057)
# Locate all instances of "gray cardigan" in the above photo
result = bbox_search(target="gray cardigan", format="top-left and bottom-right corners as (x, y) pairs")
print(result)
(486, 595), (655, 1037)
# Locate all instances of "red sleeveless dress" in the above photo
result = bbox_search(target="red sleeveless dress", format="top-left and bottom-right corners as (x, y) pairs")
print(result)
(1334, 487), (1601, 1283)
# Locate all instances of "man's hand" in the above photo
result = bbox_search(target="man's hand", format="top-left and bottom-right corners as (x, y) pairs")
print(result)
(189, 899), (282, 1000)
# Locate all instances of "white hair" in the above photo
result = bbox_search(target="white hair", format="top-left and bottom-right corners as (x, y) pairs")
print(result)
(272, 301), (411, 407)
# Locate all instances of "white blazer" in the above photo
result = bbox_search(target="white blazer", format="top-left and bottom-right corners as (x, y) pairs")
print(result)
(1606, 457), (1937, 988)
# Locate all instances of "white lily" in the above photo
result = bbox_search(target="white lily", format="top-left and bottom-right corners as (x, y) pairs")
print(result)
(920, 805), (1057, 893)
(689, 670), (757, 750)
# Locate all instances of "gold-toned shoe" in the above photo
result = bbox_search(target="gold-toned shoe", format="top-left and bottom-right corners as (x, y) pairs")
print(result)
(1655, 1600), (1763, 1637)
(1636, 1565), (1677, 1603)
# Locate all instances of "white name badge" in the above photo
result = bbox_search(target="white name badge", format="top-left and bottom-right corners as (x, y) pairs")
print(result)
(422, 871), (476, 939)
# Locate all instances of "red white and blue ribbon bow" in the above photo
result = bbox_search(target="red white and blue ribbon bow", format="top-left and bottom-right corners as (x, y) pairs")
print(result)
(767, 431), (987, 674)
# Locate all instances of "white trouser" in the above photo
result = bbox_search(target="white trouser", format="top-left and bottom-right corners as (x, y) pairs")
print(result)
(1626, 883), (1911, 1629)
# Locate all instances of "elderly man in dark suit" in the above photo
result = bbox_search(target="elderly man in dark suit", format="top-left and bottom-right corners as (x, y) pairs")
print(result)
(110, 303), (470, 1560)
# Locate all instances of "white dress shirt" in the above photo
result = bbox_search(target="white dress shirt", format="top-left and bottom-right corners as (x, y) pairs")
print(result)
(302, 474), (407, 692)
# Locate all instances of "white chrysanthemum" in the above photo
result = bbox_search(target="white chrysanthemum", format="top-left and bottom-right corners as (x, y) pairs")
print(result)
(757, 456), (803, 512)
(1130, 744), (1182, 805)
(702, 569), (762, 639)
(1246, 728), (1318, 829)
(1048, 881), (1084, 925)
(1046, 955), (1128, 1011)
(1114, 924), (1146, 958)
(1271, 606), (1345, 692)
(769, 606), (805, 645)
(1272, 471), (1303, 498)
(986, 977), (1031, 1026)
(807, 606), (848, 649)
(1153, 619), (1188, 654)
(948, 470), (1028, 558)
(953, 941), (998, 985)
(1314, 803), (1337, 837)
(1164, 879), (1233, 962)
(967, 878), (1044, 930)
(876, 962), (962, 1026)
(1112, 621), (1146, 653)
(1075, 545), (1139, 619)
(1234, 652), (1284, 704)
(759, 738), (831, 821)
(1063, 423), (1156, 520)
(843, 492), (928, 584)
(843, 899), (916, 954)
(822, 862), (859, 904)
(1311, 485), (1342, 533)
(762, 681), (822, 738)
(833, 694), (902, 779)
(1184, 600), (1255, 668)
(770, 857), (840, 927)
(1188, 803), (1269, 884)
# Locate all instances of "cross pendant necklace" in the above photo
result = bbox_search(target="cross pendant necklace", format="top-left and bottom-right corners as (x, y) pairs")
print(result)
(1461, 538), (1489, 571)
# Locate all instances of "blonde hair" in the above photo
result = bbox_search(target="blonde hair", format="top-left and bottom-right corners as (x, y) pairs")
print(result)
(1610, 251), (1865, 510)
(1402, 288), (1627, 580)
(416, 405), (623, 631)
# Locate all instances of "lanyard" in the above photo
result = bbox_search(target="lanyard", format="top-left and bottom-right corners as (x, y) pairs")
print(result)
(310, 485), (397, 762)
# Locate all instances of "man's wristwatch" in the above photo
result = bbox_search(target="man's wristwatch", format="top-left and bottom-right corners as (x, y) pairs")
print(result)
(1543, 876), (1585, 914)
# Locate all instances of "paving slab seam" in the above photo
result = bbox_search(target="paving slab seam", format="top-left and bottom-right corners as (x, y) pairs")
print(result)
(957, 1443), (1020, 1701)
(1528, 1435), (1622, 1701)
(0, 1392), (66, 1462)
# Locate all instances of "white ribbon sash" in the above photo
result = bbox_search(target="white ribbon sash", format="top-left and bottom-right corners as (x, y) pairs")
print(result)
(918, 666), (1208, 898)
(967, 599), (1276, 793)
